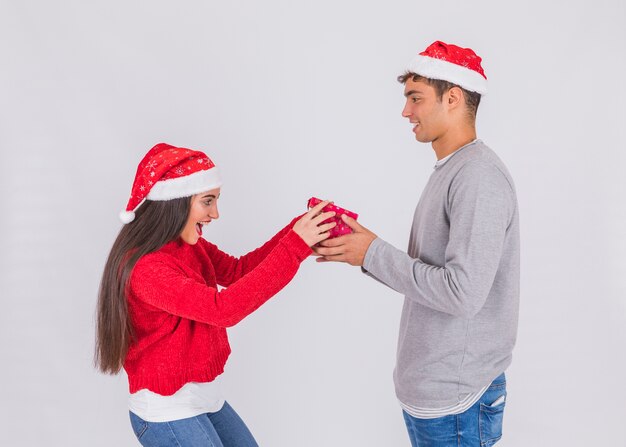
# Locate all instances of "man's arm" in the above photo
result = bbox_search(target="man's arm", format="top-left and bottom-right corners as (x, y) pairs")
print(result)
(315, 161), (515, 318)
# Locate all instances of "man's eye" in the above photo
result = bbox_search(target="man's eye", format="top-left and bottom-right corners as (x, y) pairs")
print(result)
(412, 97), (420, 103)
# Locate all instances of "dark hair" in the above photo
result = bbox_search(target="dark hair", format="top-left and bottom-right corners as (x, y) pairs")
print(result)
(95, 197), (191, 374)
(397, 72), (481, 120)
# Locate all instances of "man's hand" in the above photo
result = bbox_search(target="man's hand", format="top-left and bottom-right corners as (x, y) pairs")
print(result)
(312, 214), (377, 266)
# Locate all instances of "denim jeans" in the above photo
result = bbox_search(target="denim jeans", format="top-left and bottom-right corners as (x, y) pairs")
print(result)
(129, 401), (258, 447)
(402, 373), (507, 447)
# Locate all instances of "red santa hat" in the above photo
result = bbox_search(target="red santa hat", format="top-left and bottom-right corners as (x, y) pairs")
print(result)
(405, 41), (487, 94)
(119, 143), (223, 224)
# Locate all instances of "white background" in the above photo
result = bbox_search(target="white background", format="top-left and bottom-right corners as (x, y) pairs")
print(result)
(1, 1), (625, 446)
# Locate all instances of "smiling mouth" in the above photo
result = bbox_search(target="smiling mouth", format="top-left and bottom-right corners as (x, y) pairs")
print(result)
(195, 221), (211, 236)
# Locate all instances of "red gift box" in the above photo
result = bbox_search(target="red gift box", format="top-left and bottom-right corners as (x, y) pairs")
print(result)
(307, 197), (359, 238)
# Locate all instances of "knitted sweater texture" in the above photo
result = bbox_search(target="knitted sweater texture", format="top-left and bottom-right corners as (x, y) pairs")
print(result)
(124, 219), (311, 395)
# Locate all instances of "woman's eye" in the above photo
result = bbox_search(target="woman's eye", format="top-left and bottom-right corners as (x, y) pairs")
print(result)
(203, 201), (213, 206)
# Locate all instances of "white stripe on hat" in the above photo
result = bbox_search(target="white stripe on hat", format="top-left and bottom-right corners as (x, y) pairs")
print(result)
(406, 55), (488, 94)
(147, 167), (223, 201)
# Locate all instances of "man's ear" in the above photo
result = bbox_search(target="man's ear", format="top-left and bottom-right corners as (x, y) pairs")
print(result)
(447, 86), (464, 110)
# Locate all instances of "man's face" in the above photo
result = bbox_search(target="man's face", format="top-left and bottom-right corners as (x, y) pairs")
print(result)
(401, 78), (448, 143)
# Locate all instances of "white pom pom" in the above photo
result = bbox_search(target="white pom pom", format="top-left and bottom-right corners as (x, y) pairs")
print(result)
(119, 210), (136, 224)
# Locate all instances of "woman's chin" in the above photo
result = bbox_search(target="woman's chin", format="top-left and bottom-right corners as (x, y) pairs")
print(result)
(180, 233), (200, 245)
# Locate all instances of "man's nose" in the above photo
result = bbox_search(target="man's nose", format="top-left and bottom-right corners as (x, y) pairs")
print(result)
(402, 102), (412, 118)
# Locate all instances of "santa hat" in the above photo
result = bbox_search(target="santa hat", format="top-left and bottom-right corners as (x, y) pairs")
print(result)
(405, 41), (487, 94)
(119, 143), (223, 224)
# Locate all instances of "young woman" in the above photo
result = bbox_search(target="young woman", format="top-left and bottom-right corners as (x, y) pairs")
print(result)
(95, 143), (335, 446)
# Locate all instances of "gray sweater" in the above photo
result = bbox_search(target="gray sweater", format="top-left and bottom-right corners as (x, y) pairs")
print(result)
(363, 140), (519, 408)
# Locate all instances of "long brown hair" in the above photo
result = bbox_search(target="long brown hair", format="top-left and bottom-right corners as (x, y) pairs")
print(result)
(95, 197), (191, 374)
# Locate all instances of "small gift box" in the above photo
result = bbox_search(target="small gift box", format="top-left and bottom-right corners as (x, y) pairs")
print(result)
(307, 197), (359, 238)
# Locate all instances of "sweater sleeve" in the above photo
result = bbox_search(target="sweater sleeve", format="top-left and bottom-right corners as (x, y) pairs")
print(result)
(130, 230), (311, 327)
(363, 161), (515, 318)
(203, 215), (302, 287)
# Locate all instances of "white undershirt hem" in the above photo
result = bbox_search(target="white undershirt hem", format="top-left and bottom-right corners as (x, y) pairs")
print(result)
(399, 384), (489, 419)
(129, 376), (225, 423)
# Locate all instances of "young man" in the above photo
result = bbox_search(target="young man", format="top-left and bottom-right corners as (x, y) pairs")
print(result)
(314, 41), (519, 446)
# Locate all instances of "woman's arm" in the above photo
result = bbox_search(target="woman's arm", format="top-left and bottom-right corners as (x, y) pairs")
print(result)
(130, 230), (311, 328)
(204, 215), (303, 287)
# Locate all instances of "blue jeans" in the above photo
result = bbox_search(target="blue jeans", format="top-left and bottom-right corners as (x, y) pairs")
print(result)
(402, 373), (507, 447)
(129, 401), (258, 447)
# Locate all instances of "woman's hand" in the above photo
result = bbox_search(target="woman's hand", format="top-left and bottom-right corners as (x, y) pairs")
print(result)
(292, 200), (337, 247)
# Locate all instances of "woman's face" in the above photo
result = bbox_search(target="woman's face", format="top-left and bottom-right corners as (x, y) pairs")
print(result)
(180, 188), (221, 245)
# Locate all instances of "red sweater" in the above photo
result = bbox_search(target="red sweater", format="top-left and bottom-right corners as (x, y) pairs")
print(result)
(124, 218), (311, 395)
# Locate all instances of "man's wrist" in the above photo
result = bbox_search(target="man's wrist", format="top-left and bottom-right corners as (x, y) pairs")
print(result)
(362, 236), (380, 270)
